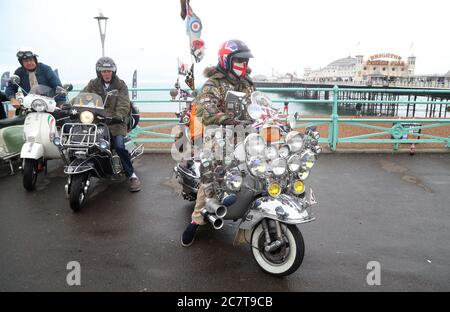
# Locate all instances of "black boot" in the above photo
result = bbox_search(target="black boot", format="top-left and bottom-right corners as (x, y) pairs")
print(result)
(181, 222), (199, 247)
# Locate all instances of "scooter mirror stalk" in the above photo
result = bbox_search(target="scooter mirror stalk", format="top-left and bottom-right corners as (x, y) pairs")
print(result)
(10, 74), (21, 85)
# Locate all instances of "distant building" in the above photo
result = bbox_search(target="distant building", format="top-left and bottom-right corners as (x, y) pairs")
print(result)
(304, 53), (416, 83)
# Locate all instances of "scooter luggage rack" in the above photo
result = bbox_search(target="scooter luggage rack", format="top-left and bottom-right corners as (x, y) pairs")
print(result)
(61, 123), (98, 148)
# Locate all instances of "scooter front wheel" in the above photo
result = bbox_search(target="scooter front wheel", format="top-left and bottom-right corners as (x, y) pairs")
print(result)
(69, 173), (89, 212)
(23, 159), (38, 191)
(251, 220), (305, 277)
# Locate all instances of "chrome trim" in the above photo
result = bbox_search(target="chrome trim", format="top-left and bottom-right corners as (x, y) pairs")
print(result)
(239, 194), (315, 230)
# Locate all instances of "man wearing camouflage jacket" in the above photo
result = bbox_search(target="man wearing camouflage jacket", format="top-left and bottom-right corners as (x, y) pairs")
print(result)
(181, 39), (255, 247)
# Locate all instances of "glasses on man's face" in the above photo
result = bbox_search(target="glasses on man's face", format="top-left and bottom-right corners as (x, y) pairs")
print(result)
(17, 51), (34, 58)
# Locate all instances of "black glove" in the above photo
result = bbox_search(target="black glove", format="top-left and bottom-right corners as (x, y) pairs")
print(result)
(59, 103), (72, 111)
(110, 116), (124, 124)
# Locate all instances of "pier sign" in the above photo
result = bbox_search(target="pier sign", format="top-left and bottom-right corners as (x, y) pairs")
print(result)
(370, 53), (402, 61)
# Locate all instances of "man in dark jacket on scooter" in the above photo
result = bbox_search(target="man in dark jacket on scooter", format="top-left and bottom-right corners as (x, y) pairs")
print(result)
(5, 47), (65, 110)
(181, 39), (255, 247)
(81, 57), (141, 192)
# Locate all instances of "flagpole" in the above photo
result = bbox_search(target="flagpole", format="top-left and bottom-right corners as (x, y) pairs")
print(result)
(185, 0), (196, 92)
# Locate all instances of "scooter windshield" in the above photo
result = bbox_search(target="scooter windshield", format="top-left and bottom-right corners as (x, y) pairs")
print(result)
(29, 85), (54, 97)
(70, 92), (105, 110)
(247, 91), (275, 120)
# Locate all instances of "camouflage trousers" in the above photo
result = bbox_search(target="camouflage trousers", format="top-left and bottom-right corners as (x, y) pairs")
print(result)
(192, 183), (206, 225)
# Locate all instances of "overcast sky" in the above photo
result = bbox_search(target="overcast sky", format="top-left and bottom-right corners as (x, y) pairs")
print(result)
(1, 0), (449, 85)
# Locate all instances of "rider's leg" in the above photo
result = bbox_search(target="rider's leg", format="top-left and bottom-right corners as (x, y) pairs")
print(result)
(113, 135), (141, 192)
(181, 183), (206, 247)
(113, 135), (134, 177)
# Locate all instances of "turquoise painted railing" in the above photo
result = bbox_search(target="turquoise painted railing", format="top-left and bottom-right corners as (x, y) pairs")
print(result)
(5, 86), (448, 150)
(120, 86), (450, 151)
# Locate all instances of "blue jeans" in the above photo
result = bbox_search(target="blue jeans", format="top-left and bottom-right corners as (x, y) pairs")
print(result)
(113, 135), (134, 177)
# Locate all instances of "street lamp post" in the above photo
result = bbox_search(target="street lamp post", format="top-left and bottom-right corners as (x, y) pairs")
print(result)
(94, 10), (109, 57)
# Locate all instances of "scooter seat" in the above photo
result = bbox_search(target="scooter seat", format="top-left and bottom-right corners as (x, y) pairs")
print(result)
(0, 116), (25, 129)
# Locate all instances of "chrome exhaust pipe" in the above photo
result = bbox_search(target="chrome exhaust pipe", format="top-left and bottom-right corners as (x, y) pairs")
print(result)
(205, 198), (227, 218)
(201, 208), (224, 230)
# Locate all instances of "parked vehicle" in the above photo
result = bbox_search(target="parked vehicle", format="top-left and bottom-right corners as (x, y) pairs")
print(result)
(8, 75), (72, 190)
(174, 91), (321, 276)
(55, 91), (143, 211)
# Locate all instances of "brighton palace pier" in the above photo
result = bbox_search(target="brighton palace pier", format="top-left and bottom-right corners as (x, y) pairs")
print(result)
(303, 53), (449, 86)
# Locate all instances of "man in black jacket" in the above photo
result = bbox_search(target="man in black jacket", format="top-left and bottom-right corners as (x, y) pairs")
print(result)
(5, 47), (65, 109)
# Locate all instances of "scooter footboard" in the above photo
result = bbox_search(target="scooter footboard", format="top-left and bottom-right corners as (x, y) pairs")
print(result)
(239, 194), (315, 231)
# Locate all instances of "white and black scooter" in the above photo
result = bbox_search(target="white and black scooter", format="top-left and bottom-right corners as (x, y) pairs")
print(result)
(9, 75), (72, 190)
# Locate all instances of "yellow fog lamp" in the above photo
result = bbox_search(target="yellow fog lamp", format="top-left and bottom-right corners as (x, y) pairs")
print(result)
(292, 180), (305, 195)
(267, 182), (282, 197)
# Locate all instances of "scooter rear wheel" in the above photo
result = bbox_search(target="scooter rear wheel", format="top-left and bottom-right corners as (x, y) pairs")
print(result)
(69, 173), (88, 212)
(23, 159), (38, 191)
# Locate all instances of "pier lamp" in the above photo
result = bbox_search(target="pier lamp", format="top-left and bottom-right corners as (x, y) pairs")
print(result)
(94, 10), (109, 57)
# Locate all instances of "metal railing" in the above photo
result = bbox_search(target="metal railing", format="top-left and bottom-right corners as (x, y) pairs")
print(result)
(3, 86), (450, 151)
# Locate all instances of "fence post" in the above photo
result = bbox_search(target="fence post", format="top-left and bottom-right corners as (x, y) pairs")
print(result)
(329, 85), (339, 151)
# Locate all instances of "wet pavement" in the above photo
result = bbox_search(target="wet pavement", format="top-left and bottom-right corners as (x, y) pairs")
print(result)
(0, 153), (449, 291)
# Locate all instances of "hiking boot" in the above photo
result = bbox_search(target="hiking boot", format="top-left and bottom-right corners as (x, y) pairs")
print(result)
(181, 222), (199, 247)
(129, 177), (142, 192)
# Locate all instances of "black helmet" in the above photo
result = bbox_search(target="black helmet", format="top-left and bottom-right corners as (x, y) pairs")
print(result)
(17, 47), (38, 65)
(218, 40), (253, 77)
(96, 56), (117, 79)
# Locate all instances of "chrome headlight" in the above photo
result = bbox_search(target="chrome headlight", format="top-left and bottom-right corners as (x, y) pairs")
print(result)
(247, 156), (267, 177)
(224, 155), (233, 166)
(233, 142), (246, 162)
(301, 150), (316, 170)
(286, 131), (304, 153)
(52, 136), (62, 146)
(224, 168), (243, 192)
(80, 111), (95, 124)
(279, 144), (290, 159)
(31, 99), (47, 112)
(291, 179), (305, 195)
(313, 145), (323, 154)
(244, 133), (265, 157)
(200, 149), (213, 167)
(264, 145), (278, 160)
(271, 157), (287, 176)
(311, 131), (320, 140)
(298, 170), (310, 181)
(99, 139), (110, 151)
(287, 154), (302, 172)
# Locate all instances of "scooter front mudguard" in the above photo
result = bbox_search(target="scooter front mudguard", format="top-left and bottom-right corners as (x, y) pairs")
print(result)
(239, 194), (316, 231)
(65, 158), (100, 177)
(20, 142), (44, 159)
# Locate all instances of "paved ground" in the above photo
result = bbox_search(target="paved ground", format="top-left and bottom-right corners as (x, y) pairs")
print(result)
(0, 153), (449, 291)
